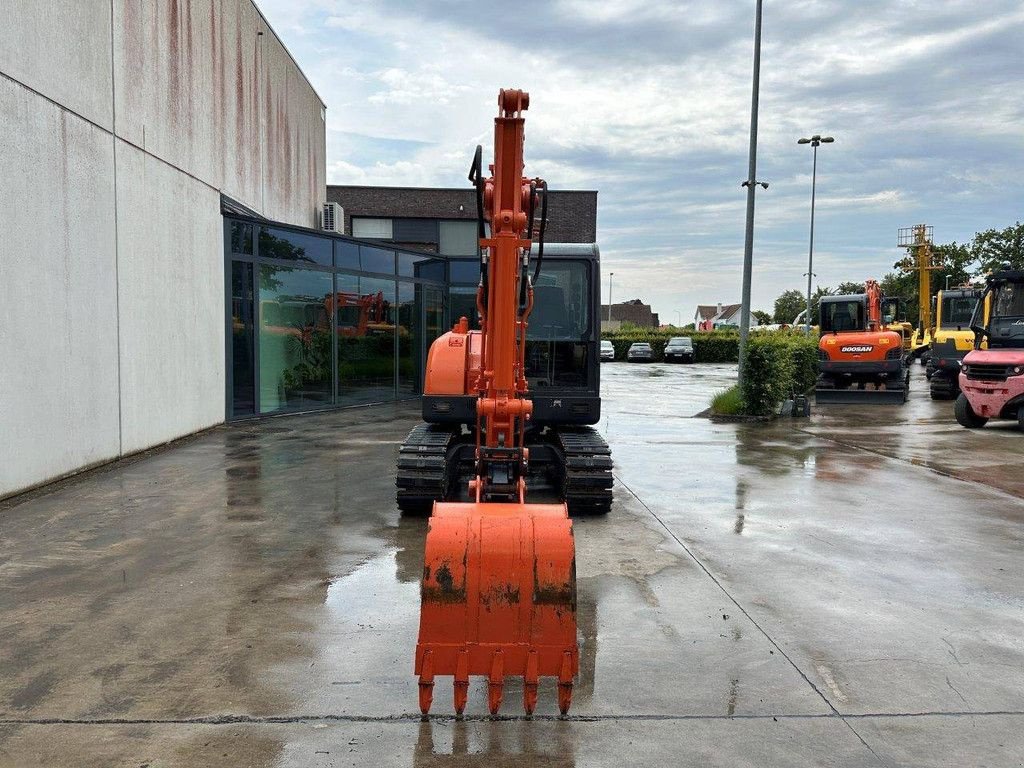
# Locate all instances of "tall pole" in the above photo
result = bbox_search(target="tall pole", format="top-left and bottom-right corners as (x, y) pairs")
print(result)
(608, 272), (614, 321)
(798, 134), (833, 331)
(737, 0), (764, 387)
(805, 143), (817, 333)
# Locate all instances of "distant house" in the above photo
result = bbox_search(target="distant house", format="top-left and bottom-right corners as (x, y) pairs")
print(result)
(694, 302), (752, 331)
(601, 299), (660, 329)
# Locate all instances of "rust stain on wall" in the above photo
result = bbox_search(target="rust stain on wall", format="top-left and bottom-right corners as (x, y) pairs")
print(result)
(184, 0), (194, 131)
(168, 0), (180, 127)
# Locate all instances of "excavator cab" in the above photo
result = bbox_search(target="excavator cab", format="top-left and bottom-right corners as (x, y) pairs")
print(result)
(820, 296), (865, 334)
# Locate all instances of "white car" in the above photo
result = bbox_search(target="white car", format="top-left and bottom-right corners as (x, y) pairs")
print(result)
(600, 339), (615, 361)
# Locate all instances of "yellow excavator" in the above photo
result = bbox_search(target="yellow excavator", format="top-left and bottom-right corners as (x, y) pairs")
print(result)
(928, 286), (989, 399)
(882, 296), (914, 354)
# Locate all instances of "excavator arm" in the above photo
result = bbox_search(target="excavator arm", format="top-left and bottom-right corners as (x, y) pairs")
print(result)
(414, 89), (579, 717)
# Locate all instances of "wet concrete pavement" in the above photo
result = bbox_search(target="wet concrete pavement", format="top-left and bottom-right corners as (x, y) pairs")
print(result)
(2, 362), (1023, 766)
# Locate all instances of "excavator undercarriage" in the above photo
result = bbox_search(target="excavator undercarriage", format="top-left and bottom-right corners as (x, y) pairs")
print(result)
(397, 424), (613, 517)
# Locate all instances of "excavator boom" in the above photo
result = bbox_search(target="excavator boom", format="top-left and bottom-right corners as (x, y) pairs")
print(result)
(414, 89), (579, 717)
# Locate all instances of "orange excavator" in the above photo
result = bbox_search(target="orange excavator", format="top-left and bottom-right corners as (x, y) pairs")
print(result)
(400, 89), (612, 717)
(816, 279), (910, 404)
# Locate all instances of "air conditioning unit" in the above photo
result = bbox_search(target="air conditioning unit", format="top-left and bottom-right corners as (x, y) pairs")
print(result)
(322, 202), (344, 233)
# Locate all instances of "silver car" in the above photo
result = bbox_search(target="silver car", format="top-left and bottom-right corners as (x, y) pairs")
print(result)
(627, 342), (654, 362)
(600, 339), (615, 361)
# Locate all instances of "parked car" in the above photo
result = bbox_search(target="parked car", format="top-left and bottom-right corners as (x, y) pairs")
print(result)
(664, 336), (695, 363)
(600, 339), (615, 362)
(626, 342), (654, 362)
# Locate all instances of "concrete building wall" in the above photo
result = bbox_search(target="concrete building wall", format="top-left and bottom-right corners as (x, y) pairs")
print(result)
(0, 0), (326, 498)
(114, 141), (225, 454)
(0, 77), (121, 496)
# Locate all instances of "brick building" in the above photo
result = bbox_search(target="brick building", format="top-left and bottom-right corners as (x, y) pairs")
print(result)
(600, 299), (660, 329)
(326, 185), (597, 254)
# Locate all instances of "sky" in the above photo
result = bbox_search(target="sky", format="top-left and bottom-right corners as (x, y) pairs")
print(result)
(257, 0), (1024, 323)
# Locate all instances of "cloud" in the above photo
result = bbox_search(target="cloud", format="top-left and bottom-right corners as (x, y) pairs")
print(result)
(256, 0), (1024, 317)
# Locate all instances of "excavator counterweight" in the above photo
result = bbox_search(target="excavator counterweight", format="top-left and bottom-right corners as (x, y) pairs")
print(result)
(403, 89), (605, 716)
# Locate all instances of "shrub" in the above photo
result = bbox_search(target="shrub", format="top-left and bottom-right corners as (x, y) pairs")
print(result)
(739, 335), (819, 416)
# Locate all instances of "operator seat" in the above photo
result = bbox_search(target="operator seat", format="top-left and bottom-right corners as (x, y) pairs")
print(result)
(530, 285), (572, 339)
(833, 307), (856, 332)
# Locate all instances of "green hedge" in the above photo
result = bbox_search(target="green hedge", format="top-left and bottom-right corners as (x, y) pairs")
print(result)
(739, 335), (819, 416)
(602, 330), (739, 362)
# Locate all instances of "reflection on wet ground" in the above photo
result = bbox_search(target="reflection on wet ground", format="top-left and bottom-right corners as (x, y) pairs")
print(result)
(2, 364), (1024, 766)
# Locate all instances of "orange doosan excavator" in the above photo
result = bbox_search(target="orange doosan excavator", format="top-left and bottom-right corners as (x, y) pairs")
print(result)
(397, 89), (613, 717)
(816, 279), (910, 404)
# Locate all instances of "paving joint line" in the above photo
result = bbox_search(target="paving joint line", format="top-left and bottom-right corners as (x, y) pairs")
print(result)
(613, 472), (887, 766)
(3, 710), (1023, 727)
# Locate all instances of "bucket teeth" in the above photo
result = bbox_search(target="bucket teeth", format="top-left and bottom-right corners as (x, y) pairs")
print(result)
(523, 650), (539, 715)
(418, 650), (435, 715)
(453, 650), (469, 715)
(558, 651), (574, 715)
(487, 651), (505, 715)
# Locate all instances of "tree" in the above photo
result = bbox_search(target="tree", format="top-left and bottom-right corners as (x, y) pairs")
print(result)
(835, 281), (865, 295)
(752, 309), (772, 325)
(973, 222), (1024, 274)
(773, 290), (806, 324)
(933, 241), (975, 291)
(881, 270), (919, 324)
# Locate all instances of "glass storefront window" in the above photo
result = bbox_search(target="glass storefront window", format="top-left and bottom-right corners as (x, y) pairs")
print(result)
(397, 282), (418, 396)
(258, 265), (333, 413)
(231, 261), (255, 415)
(259, 226), (332, 266)
(336, 240), (360, 270)
(448, 259), (480, 284)
(231, 222), (253, 254)
(411, 257), (446, 282)
(337, 276), (396, 405)
(449, 286), (478, 330)
(399, 251), (444, 279)
(424, 283), (445, 371)
(226, 217), (449, 418)
(360, 245), (396, 274)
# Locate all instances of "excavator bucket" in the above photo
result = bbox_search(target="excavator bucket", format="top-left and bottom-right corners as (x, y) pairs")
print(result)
(415, 502), (579, 716)
(815, 386), (908, 405)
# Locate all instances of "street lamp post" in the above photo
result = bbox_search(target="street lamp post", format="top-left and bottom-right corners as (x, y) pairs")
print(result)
(798, 134), (834, 332)
(608, 272), (614, 322)
(738, 0), (768, 388)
